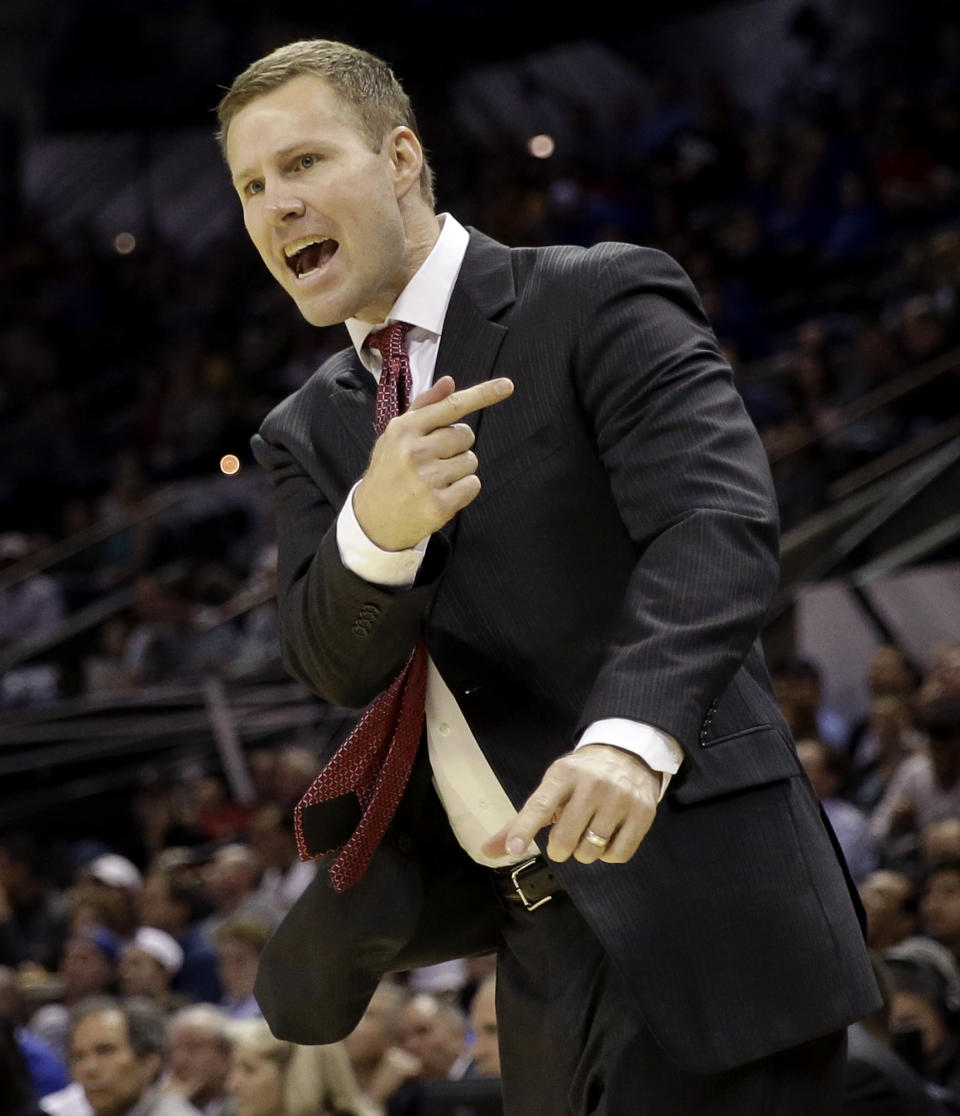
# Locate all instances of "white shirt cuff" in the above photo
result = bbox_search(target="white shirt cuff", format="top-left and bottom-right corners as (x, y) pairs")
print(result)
(576, 718), (683, 801)
(336, 482), (428, 587)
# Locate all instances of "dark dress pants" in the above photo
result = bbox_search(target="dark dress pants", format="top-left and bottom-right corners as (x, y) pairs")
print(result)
(495, 888), (846, 1116)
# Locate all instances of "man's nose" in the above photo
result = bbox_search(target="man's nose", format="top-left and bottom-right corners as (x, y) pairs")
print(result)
(264, 190), (306, 225)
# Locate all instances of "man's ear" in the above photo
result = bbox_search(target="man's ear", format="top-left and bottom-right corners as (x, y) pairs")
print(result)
(387, 126), (424, 201)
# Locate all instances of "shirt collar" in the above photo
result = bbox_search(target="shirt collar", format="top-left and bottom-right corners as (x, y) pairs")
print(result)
(345, 213), (469, 365)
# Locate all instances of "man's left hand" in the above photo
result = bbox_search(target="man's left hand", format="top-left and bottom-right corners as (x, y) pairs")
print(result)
(481, 744), (660, 865)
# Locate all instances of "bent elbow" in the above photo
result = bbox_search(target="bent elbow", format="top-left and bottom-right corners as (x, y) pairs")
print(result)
(278, 641), (387, 711)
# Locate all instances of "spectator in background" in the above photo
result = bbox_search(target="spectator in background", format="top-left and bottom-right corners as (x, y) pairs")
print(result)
(140, 871), (222, 1006)
(55, 926), (122, 1002)
(78, 854), (142, 939)
(343, 982), (416, 1112)
(844, 957), (951, 1116)
(67, 884), (136, 943)
(0, 835), (65, 970)
(921, 860), (960, 968)
(407, 961), (468, 1003)
(848, 696), (922, 813)
(395, 995), (472, 1083)
(118, 929), (189, 1016)
(797, 737), (878, 882)
(927, 647), (960, 697)
(192, 781), (251, 847)
(29, 927), (121, 1062)
(867, 647), (918, 704)
(226, 1018), (374, 1116)
(847, 646), (919, 774)
(468, 976), (499, 1080)
(213, 919), (269, 1020)
(136, 791), (210, 860)
(0, 533), (64, 707)
(883, 938), (960, 1101)
(871, 696), (960, 857)
(83, 619), (134, 697)
(152, 850), (209, 883)
(388, 995), (474, 1116)
(270, 747), (321, 814)
(83, 853), (142, 890)
(243, 753), (277, 809)
(924, 821), (960, 868)
(860, 870), (921, 951)
(124, 577), (238, 687)
(164, 1006), (234, 1116)
(459, 956), (497, 1017)
(0, 967), (69, 1100)
(247, 807), (315, 920)
(200, 847), (275, 942)
(68, 997), (199, 1116)
(773, 657), (850, 750)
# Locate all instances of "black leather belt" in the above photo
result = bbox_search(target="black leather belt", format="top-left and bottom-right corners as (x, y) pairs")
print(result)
(491, 855), (563, 911)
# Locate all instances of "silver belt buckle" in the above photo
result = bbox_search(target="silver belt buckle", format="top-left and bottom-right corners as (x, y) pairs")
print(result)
(510, 856), (552, 911)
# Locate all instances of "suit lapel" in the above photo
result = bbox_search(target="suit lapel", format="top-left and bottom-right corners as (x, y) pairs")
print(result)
(325, 354), (377, 473)
(435, 230), (515, 438)
(433, 231), (515, 547)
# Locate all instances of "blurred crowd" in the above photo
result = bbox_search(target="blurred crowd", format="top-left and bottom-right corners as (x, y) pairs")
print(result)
(3, 637), (960, 1113)
(0, 741), (502, 1116)
(4, 8), (960, 708)
(772, 640), (960, 1112)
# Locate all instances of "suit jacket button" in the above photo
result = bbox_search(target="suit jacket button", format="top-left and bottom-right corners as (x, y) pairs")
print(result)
(351, 624), (368, 637)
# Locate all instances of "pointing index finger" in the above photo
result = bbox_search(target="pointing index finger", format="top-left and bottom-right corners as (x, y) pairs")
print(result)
(412, 377), (514, 427)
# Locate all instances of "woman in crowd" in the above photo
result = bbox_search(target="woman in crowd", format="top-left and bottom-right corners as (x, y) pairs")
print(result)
(227, 1018), (377, 1116)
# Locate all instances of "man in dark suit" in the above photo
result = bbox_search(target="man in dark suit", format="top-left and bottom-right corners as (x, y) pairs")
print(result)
(218, 39), (880, 1114)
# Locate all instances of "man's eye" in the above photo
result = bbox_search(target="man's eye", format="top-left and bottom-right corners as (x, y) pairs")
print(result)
(298, 154), (317, 169)
(244, 180), (264, 197)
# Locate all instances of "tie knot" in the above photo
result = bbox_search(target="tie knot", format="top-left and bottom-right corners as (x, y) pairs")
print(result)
(367, 322), (412, 363)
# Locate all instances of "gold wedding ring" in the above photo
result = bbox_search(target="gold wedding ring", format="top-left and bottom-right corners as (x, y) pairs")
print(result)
(584, 828), (610, 849)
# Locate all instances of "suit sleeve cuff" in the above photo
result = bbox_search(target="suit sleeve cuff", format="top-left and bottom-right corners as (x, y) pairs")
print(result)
(336, 482), (429, 587)
(576, 718), (683, 801)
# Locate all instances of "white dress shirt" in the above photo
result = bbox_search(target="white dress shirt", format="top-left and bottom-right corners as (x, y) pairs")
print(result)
(337, 215), (682, 866)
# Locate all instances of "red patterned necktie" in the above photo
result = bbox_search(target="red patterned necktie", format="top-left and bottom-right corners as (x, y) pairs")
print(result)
(293, 322), (428, 893)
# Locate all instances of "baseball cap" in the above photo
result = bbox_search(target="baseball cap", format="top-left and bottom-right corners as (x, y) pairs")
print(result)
(87, 853), (143, 890)
(130, 926), (184, 975)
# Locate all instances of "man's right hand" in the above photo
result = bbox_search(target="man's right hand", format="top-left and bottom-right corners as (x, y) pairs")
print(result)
(352, 375), (514, 551)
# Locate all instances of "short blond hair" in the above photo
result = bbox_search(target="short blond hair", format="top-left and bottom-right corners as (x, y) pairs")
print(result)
(229, 1019), (375, 1116)
(216, 39), (435, 207)
(214, 915), (271, 955)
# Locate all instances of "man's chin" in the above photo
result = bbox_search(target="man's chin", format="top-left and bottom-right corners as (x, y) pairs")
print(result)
(292, 291), (350, 329)
(83, 1091), (119, 1116)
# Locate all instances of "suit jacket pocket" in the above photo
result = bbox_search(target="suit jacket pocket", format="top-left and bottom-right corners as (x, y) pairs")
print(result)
(670, 725), (801, 806)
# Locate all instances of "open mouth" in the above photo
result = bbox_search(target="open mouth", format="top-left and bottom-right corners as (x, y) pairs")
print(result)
(283, 235), (339, 280)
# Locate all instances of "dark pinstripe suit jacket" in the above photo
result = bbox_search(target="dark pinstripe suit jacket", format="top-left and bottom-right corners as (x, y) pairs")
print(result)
(250, 229), (880, 1073)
